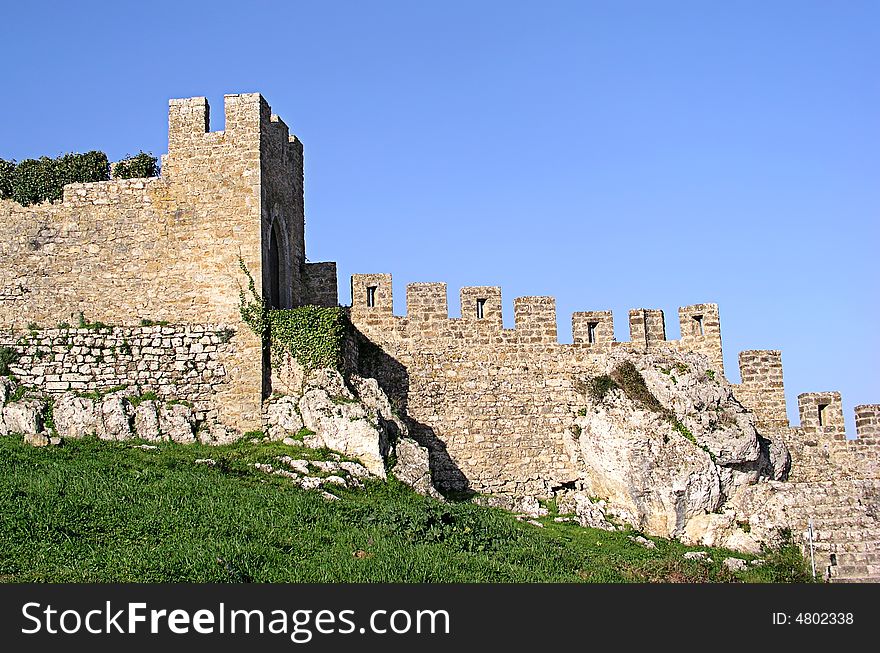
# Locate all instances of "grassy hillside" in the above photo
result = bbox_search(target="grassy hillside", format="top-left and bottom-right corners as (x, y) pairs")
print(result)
(0, 435), (812, 583)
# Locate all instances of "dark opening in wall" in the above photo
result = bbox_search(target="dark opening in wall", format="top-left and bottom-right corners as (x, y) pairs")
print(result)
(818, 403), (829, 427)
(267, 222), (281, 309)
(476, 298), (486, 319)
(693, 314), (704, 336)
(587, 321), (599, 344)
(366, 286), (377, 308)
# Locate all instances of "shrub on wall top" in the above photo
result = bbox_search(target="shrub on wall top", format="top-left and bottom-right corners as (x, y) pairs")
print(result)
(0, 158), (14, 199)
(0, 151), (110, 206)
(113, 152), (159, 179)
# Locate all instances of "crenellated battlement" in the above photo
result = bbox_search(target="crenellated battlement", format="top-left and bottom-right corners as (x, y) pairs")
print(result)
(513, 297), (557, 344)
(798, 392), (847, 439)
(349, 273), (724, 360)
(787, 394), (880, 482)
(735, 350), (788, 429)
(855, 405), (880, 442)
(572, 311), (614, 346)
(460, 286), (502, 328)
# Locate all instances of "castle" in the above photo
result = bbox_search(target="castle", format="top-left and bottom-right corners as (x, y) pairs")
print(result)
(1, 94), (877, 581)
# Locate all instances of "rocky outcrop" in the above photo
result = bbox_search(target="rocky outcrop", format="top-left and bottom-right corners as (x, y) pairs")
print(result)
(1, 378), (197, 443)
(263, 364), (442, 496)
(393, 437), (443, 499)
(252, 454), (374, 498)
(133, 401), (161, 440)
(54, 395), (99, 438)
(562, 350), (790, 552)
(297, 377), (389, 478)
(555, 490), (616, 531)
(264, 396), (303, 440)
(3, 366), (442, 498)
(97, 393), (134, 441)
(158, 404), (196, 443)
(2, 398), (45, 436)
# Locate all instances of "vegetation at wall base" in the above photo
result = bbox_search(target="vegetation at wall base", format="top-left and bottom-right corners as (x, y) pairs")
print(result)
(0, 346), (18, 376)
(0, 435), (813, 583)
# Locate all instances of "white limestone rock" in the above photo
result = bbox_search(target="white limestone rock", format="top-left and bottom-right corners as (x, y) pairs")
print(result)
(198, 422), (239, 445)
(762, 436), (792, 481)
(297, 370), (388, 478)
(680, 511), (761, 554)
(53, 394), (99, 438)
(555, 490), (616, 531)
(392, 437), (442, 499)
(97, 393), (133, 441)
(264, 396), (304, 440)
(634, 352), (763, 472)
(629, 535), (656, 550)
(277, 456), (311, 475)
(3, 399), (45, 435)
(300, 476), (324, 490)
(310, 460), (340, 473)
(158, 403), (196, 443)
(305, 369), (354, 400)
(565, 350), (793, 550)
(133, 401), (161, 441)
(351, 375), (409, 441)
(339, 461), (371, 479)
(570, 394), (723, 538)
(723, 557), (748, 572)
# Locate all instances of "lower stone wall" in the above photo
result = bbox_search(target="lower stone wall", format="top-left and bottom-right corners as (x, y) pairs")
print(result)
(349, 322), (616, 496)
(787, 429), (880, 483)
(743, 479), (880, 582)
(0, 324), (254, 429)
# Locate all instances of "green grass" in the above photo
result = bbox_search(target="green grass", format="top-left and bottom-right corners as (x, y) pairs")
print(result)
(0, 436), (812, 583)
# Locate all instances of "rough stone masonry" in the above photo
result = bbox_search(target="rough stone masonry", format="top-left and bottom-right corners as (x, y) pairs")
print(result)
(0, 92), (876, 581)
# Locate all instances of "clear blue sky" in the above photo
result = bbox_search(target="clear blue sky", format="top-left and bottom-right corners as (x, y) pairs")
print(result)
(2, 1), (877, 434)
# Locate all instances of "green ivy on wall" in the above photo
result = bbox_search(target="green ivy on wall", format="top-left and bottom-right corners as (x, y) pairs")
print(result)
(238, 258), (345, 371)
(268, 306), (346, 371)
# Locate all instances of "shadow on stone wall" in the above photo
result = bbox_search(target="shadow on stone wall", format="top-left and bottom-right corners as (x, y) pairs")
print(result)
(346, 324), (471, 497)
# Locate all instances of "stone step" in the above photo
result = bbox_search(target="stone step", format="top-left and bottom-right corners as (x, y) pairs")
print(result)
(827, 564), (866, 574)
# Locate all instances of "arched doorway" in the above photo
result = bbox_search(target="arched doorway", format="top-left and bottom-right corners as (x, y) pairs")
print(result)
(267, 221), (282, 309)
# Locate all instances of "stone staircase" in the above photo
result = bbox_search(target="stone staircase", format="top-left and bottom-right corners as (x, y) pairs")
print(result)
(786, 480), (879, 582)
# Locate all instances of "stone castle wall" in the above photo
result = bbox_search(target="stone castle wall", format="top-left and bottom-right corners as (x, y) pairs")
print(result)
(348, 273), (729, 496)
(683, 346), (878, 581)
(0, 93), (333, 432)
(0, 324), (241, 425)
(0, 89), (875, 580)
(347, 272), (877, 581)
(731, 349), (879, 483)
